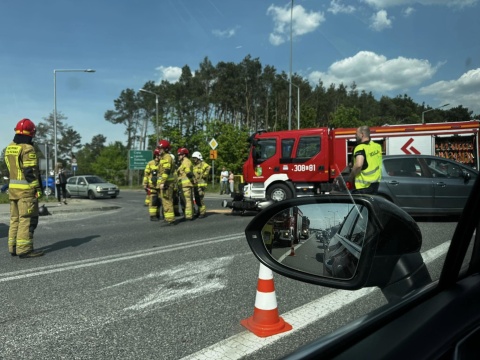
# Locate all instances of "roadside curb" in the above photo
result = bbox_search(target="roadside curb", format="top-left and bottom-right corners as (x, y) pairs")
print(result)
(46, 206), (122, 215)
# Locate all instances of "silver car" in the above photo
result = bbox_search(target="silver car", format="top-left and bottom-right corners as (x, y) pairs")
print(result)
(66, 175), (120, 199)
(334, 155), (478, 216)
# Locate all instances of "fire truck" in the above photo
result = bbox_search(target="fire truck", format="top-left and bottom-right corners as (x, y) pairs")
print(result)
(301, 216), (310, 239)
(272, 206), (303, 244)
(223, 120), (480, 212)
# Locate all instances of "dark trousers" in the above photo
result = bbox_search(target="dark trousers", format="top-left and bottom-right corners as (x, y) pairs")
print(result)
(351, 182), (379, 195)
(56, 184), (67, 201)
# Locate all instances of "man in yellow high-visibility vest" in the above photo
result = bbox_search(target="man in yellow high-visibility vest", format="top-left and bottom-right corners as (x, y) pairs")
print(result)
(348, 125), (382, 195)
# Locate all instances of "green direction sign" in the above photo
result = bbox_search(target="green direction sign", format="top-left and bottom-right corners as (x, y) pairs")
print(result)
(129, 150), (152, 170)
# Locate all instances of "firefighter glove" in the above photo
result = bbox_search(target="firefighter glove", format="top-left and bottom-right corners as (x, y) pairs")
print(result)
(35, 188), (44, 199)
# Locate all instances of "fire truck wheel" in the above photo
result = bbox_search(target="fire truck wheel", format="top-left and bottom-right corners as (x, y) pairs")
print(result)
(267, 183), (292, 202)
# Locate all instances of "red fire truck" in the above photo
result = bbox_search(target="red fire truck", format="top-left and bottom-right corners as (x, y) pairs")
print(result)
(223, 120), (479, 212)
(272, 206), (303, 244)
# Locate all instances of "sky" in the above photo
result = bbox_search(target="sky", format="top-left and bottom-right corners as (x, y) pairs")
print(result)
(1, 0), (479, 155)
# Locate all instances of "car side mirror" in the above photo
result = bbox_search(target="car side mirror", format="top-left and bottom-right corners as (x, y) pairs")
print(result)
(245, 195), (432, 302)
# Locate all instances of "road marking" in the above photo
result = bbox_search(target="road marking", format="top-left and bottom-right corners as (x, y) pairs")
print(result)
(181, 241), (452, 360)
(0, 233), (244, 283)
(116, 256), (235, 311)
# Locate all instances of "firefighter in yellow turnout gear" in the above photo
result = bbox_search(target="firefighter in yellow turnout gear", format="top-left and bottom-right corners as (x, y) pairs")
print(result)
(5, 119), (44, 258)
(176, 148), (196, 220)
(143, 148), (162, 221)
(157, 140), (176, 225)
(192, 151), (211, 218)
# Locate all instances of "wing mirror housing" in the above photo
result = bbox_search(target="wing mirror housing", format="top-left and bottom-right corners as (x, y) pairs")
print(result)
(245, 195), (431, 301)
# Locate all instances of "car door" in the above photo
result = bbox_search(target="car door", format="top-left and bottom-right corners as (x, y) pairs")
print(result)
(423, 156), (478, 213)
(76, 176), (88, 197)
(66, 177), (78, 196)
(380, 157), (434, 214)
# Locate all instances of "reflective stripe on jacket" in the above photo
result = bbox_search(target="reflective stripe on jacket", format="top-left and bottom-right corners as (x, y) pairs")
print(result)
(143, 159), (160, 193)
(353, 141), (382, 189)
(193, 161), (211, 188)
(158, 153), (175, 185)
(177, 157), (194, 188)
(5, 142), (40, 198)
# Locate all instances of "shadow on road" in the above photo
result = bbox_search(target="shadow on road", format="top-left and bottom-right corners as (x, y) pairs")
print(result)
(37, 235), (100, 254)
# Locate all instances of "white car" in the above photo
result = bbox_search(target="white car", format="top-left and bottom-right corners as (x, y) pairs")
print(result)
(66, 175), (119, 199)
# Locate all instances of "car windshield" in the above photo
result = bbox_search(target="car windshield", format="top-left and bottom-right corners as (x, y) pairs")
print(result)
(85, 176), (105, 184)
(1, 1), (479, 359)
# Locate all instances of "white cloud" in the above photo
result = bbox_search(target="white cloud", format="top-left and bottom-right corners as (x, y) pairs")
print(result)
(212, 27), (237, 39)
(419, 68), (480, 114)
(156, 66), (182, 83)
(403, 7), (415, 16)
(267, 4), (325, 46)
(328, 0), (356, 14)
(362, 0), (478, 9)
(370, 10), (393, 31)
(308, 50), (438, 92)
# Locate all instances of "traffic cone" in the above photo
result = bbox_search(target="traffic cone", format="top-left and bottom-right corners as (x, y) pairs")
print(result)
(289, 244), (295, 256)
(241, 263), (293, 337)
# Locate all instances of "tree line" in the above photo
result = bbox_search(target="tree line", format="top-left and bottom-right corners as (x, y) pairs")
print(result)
(1, 54), (476, 185)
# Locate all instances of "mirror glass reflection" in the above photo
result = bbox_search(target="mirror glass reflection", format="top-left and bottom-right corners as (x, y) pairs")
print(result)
(261, 203), (368, 279)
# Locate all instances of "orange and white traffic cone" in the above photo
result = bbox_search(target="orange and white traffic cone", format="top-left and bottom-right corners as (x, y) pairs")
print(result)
(241, 263), (293, 337)
(289, 244), (295, 256)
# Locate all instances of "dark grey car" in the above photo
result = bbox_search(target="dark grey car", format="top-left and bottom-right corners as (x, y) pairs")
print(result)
(333, 155), (478, 216)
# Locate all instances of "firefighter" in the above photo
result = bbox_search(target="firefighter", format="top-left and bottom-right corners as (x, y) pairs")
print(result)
(192, 151), (211, 218)
(157, 140), (176, 225)
(170, 153), (183, 217)
(348, 125), (383, 194)
(5, 118), (44, 258)
(177, 148), (195, 220)
(143, 148), (162, 221)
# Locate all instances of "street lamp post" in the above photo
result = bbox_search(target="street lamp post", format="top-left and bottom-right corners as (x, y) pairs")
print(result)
(328, 210), (338, 226)
(421, 103), (450, 124)
(292, 82), (300, 129)
(280, 77), (300, 129)
(288, 0), (294, 130)
(139, 89), (160, 145)
(53, 69), (95, 197)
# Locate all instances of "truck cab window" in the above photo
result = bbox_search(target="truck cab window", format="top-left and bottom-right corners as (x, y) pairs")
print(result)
(296, 136), (320, 159)
(282, 139), (295, 158)
(253, 139), (276, 163)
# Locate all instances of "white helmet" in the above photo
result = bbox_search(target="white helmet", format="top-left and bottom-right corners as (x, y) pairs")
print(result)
(192, 151), (203, 161)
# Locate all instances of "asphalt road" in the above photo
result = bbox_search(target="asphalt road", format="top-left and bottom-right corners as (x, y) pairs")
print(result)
(0, 190), (457, 359)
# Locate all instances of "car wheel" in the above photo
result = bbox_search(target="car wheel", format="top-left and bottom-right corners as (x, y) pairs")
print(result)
(88, 190), (96, 200)
(66, 190), (72, 198)
(110, 195), (117, 198)
(44, 187), (53, 196)
(267, 183), (292, 202)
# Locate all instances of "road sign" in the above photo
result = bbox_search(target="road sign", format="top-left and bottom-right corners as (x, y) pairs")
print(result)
(129, 150), (153, 170)
(209, 150), (217, 159)
(209, 138), (218, 150)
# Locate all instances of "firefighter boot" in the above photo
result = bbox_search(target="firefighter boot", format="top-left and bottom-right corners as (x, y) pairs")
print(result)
(19, 250), (45, 258)
(150, 216), (159, 221)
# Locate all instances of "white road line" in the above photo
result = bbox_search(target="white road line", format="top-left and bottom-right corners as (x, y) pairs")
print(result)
(0, 233), (244, 283)
(181, 241), (451, 360)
